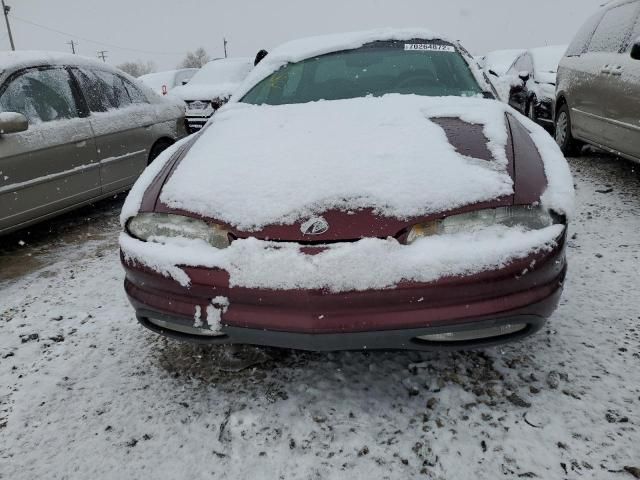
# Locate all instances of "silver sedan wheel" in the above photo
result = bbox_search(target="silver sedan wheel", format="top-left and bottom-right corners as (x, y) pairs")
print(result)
(555, 111), (568, 147)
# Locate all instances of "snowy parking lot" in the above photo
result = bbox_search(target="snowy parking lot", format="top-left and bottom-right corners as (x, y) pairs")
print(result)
(0, 153), (639, 479)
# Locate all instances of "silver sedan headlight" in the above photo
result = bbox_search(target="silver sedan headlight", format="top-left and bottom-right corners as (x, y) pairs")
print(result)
(407, 206), (558, 243)
(126, 213), (230, 248)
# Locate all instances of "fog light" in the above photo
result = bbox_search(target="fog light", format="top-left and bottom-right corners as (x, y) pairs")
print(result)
(415, 323), (527, 342)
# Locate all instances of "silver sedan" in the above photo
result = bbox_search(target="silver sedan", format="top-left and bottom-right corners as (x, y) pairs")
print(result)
(0, 51), (188, 235)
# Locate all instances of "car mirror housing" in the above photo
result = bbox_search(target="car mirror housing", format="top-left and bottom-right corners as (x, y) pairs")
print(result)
(0, 112), (28, 135)
(631, 38), (640, 60)
(518, 71), (531, 82)
(488, 69), (498, 77)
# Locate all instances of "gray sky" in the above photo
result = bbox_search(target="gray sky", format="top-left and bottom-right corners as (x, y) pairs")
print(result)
(2, 0), (604, 70)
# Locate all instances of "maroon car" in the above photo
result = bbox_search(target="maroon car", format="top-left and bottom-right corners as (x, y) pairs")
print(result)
(119, 29), (574, 351)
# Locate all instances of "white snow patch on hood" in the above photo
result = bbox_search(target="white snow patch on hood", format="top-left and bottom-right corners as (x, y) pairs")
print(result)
(120, 224), (564, 291)
(159, 95), (515, 231)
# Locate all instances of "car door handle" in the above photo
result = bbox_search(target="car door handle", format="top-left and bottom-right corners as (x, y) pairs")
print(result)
(75, 140), (87, 148)
(611, 66), (623, 76)
(601, 65), (611, 74)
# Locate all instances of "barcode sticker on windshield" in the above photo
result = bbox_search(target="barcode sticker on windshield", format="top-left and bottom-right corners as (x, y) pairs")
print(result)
(404, 44), (455, 52)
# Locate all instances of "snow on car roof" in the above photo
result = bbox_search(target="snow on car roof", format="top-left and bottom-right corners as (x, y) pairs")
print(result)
(0, 50), (122, 75)
(170, 58), (252, 101)
(232, 28), (460, 100)
(152, 94), (573, 232)
(482, 48), (526, 76)
(529, 45), (568, 74)
(189, 58), (253, 85)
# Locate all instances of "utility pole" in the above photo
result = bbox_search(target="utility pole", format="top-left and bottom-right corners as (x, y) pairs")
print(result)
(1, 0), (15, 51)
(67, 40), (77, 54)
(97, 50), (108, 62)
(223, 37), (228, 58)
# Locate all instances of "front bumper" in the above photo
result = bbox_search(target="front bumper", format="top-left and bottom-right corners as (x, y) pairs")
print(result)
(122, 234), (567, 351)
(135, 297), (555, 351)
(185, 113), (211, 133)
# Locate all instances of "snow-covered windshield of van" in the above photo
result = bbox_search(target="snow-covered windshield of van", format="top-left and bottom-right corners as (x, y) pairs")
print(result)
(241, 41), (483, 105)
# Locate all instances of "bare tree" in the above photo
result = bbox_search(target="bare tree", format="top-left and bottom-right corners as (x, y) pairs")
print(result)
(179, 47), (210, 68)
(117, 60), (156, 77)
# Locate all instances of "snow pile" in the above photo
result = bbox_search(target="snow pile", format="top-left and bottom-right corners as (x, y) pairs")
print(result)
(206, 297), (229, 332)
(120, 224), (564, 291)
(159, 95), (515, 231)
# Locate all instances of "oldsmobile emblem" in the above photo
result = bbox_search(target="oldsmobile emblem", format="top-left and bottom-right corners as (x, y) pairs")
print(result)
(301, 217), (329, 235)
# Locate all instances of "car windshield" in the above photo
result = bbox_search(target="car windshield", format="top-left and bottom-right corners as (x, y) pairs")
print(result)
(189, 59), (252, 85)
(241, 41), (483, 105)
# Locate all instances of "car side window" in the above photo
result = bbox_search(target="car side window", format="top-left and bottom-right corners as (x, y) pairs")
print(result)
(566, 11), (605, 56)
(587, 2), (640, 53)
(518, 54), (534, 75)
(0, 67), (78, 124)
(92, 70), (133, 109)
(627, 11), (640, 50)
(507, 54), (533, 76)
(122, 78), (149, 104)
(71, 67), (113, 112)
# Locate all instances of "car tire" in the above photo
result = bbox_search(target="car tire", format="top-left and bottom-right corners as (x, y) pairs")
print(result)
(148, 139), (174, 165)
(555, 103), (582, 156)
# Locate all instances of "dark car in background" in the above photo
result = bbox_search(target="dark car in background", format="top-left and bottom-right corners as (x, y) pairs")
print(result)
(0, 51), (187, 235)
(506, 46), (567, 128)
(555, 0), (640, 159)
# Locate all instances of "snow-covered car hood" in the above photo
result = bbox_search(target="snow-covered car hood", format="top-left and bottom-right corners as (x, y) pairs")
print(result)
(535, 81), (556, 101)
(170, 82), (240, 102)
(535, 71), (556, 86)
(135, 94), (573, 232)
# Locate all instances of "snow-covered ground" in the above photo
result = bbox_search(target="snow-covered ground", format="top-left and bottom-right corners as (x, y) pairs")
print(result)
(0, 154), (639, 479)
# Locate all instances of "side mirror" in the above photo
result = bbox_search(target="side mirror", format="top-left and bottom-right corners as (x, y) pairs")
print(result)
(518, 71), (530, 82)
(0, 112), (28, 135)
(181, 80), (189, 85)
(488, 69), (498, 77)
(631, 38), (640, 60)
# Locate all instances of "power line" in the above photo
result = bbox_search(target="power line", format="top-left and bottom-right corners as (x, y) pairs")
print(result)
(97, 50), (107, 62)
(11, 15), (184, 56)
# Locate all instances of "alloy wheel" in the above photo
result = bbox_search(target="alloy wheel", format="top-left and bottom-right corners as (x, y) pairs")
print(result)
(555, 111), (568, 147)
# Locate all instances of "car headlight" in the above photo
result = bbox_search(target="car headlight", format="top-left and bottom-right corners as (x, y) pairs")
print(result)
(407, 206), (557, 244)
(126, 213), (230, 248)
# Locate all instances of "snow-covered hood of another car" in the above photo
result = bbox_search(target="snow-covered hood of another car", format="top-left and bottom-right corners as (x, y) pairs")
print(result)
(153, 95), (573, 231)
(170, 82), (240, 102)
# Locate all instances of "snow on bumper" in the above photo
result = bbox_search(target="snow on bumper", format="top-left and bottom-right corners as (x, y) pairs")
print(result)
(119, 224), (565, 292)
